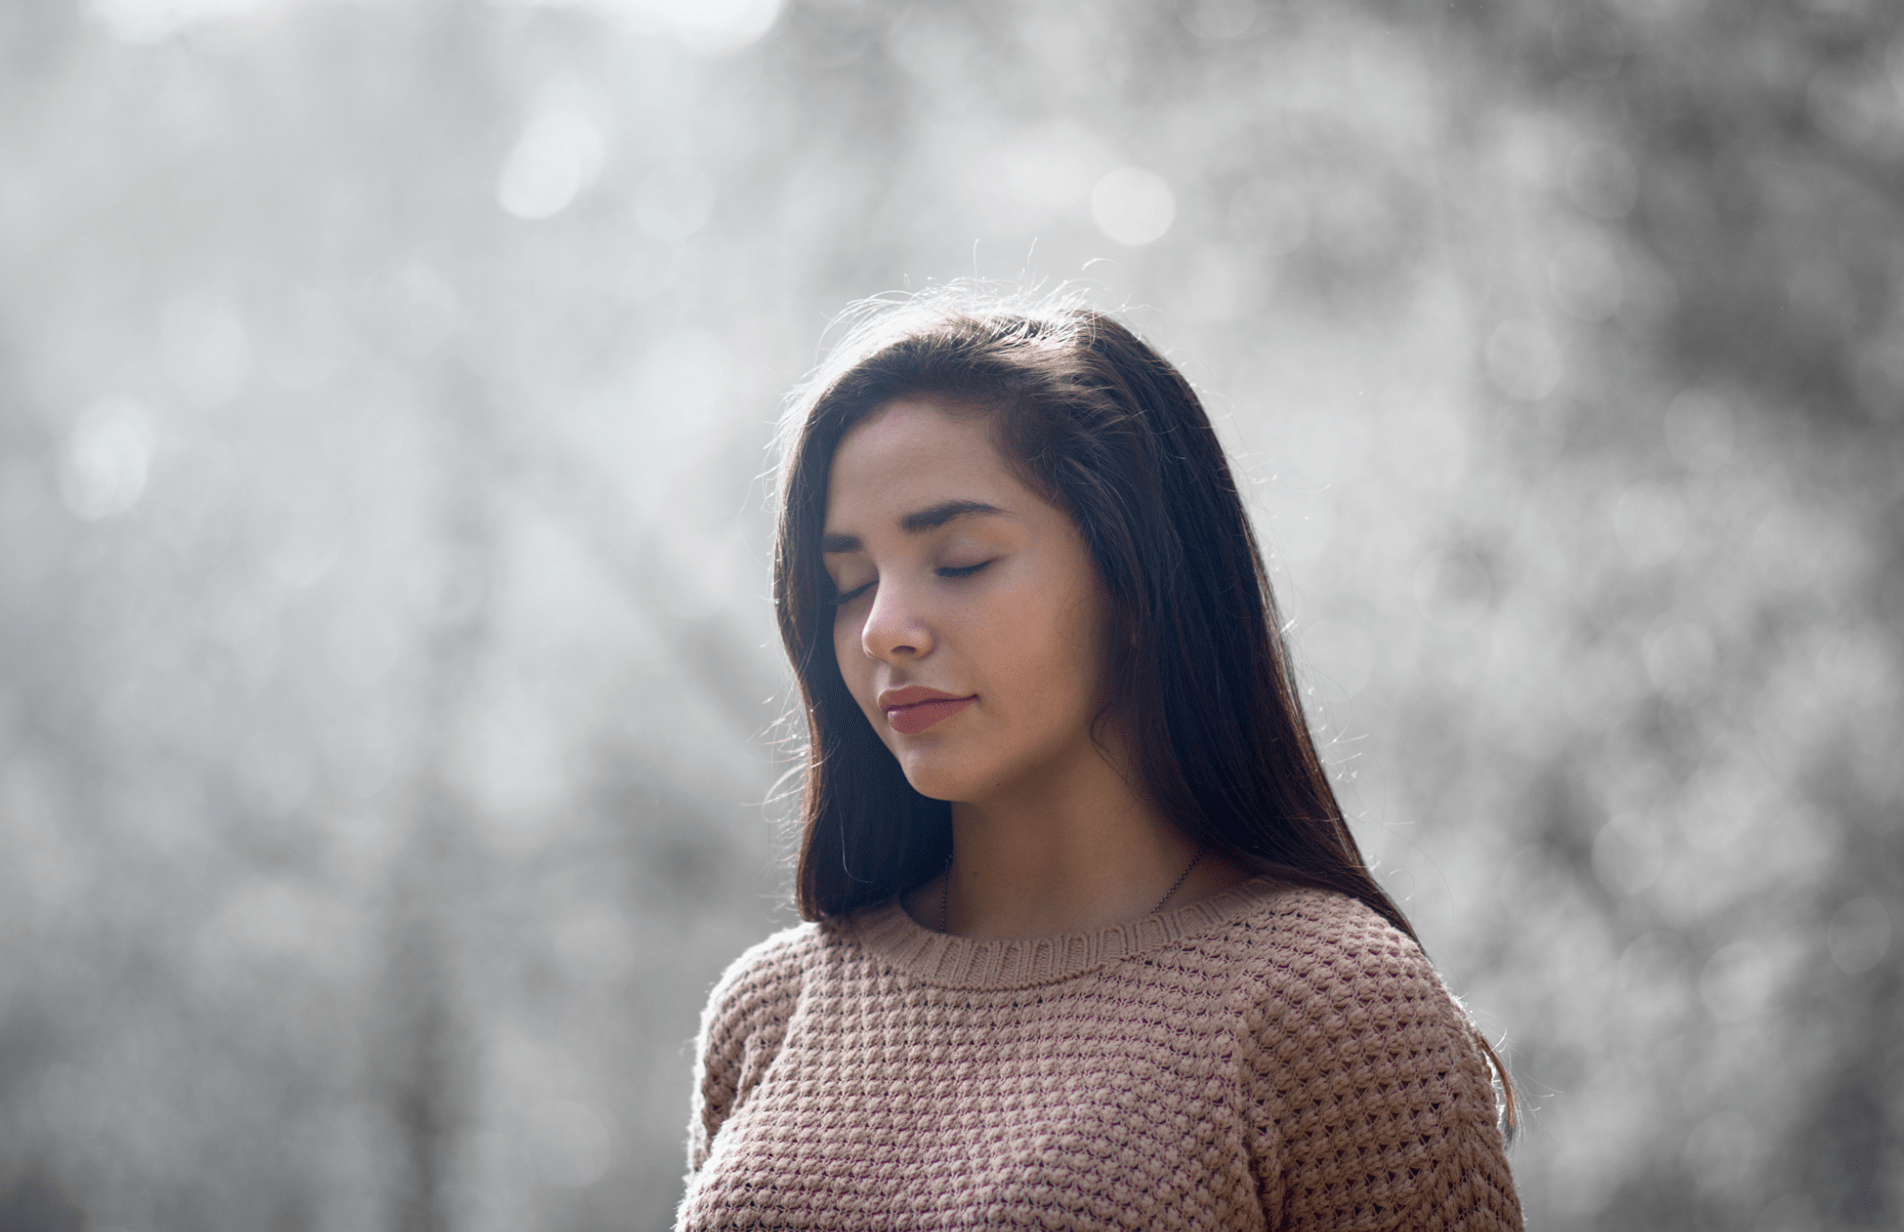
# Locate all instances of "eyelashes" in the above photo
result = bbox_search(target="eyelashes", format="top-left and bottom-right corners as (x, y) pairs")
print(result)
(830, 560), (994, 607)
(935, 561), (991, 579)
(832, 581), (874, 607)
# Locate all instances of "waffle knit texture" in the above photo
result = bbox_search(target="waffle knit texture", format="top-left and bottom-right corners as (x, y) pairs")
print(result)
(677, 878), (1521, 1231)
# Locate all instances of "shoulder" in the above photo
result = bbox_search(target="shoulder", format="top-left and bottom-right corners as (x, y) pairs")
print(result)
(697, 921), (823, 1044)
(685, 923), (821, 1174)
(1223, 888), (1521, 1230)
(1227, 886), (1459, 1026)
(1218, 884), (1499, 1133)
(688, 922), (827, 1162)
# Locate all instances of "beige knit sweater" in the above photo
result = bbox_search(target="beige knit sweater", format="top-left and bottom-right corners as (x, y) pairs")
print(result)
(677, 878), (1522, 1230)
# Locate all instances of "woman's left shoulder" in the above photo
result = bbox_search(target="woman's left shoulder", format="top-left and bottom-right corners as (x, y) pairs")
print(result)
(1222, 886), (1522, 1230)
(1217, 885), (1486, 1062)
(1227, 885), (1450, 992)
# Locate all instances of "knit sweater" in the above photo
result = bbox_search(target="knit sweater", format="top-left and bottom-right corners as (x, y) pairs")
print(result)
(677, 878), (1522, 1231)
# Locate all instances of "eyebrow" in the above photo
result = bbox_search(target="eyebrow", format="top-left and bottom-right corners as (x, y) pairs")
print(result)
(821, 499), (1011, 554)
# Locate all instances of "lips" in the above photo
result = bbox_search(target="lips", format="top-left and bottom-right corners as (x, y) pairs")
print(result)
(878, 687), (977, 736)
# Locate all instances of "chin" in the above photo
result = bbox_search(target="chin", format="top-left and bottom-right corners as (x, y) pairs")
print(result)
(892, 757), (973, 803)
(886, 744), (994, 804)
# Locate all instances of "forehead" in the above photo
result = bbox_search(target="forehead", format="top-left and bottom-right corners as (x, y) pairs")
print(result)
(824, 397), (1027, 522)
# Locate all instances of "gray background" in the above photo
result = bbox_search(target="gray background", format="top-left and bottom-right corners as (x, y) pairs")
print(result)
(1, 0), (1900, 1228)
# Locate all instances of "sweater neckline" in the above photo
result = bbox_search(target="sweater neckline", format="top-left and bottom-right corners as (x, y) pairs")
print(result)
(848, 875), (1304, 990)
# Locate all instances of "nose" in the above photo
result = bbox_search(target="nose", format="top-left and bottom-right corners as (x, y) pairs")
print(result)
(859, 577), (934, 663)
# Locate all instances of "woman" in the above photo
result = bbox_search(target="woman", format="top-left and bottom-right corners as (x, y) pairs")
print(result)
(677, 295), (1522, 1230)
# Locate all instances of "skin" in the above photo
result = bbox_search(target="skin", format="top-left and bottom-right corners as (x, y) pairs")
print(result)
(823, 395), (1247, 940)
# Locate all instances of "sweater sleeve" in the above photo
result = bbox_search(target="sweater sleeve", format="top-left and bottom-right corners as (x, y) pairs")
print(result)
(1240, 897), (1523, 1232)
(684, 925), (810, 1175)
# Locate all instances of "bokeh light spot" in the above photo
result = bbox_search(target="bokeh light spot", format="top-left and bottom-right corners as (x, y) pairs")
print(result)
(666, 0), (784, 56)
(1591, 813), (1664, 897)
(1612, 482), (1687, 568)
(58, 397), (156, 522)
(84, 0), (266, 43)
(1699, 939), (1779, 1023)
(1175, 0), (1257, 41)
(1091, 167), (1176, 247)
(1548, 237), (1625, 321)
(498, 110), (606, 221)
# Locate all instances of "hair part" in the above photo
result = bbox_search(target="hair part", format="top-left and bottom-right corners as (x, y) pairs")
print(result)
(772, 289), (1515, 1134)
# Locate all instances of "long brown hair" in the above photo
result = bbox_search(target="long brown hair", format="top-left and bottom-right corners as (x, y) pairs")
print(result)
(772, 293), (1514, 1123)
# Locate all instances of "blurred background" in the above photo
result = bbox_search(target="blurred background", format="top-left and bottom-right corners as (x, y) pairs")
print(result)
(1, 0), (1901, 1227)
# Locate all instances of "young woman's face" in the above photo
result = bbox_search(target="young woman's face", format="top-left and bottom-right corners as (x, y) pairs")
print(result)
(822, 396), (1114, 806)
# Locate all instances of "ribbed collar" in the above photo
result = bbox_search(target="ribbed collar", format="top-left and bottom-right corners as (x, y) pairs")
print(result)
(846, 875), (1304, 990)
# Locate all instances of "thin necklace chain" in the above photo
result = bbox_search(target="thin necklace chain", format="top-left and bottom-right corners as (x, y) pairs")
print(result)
(936, 844), (1207, 935)
(1152, 844), (1206, 914)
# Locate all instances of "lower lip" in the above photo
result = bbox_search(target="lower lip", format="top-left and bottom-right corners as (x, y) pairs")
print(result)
(884, 697), (976, 735)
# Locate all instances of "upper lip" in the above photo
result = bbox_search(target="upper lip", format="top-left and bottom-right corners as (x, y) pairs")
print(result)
(877, 686), (974, 710)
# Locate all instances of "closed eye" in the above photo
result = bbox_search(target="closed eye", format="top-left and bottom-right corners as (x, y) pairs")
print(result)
(937, 561), (992, 579)
(832, 580), (875, 606)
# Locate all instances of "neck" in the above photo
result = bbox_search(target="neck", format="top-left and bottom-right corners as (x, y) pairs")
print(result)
(906, 732), (1249, 939)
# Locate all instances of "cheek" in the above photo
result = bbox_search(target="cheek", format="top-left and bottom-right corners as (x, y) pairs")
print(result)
(987, 580), (1110, 714)
(1055, 597), (1112, 710)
